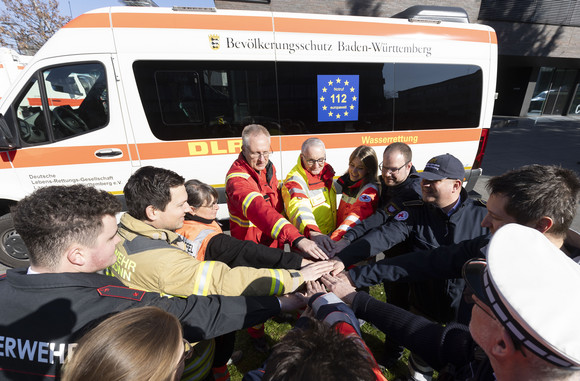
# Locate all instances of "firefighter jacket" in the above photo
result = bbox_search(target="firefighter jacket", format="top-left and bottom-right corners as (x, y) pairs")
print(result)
(109, 213), (304, 298)
(281, 156), (337, 237)
(176, 215), (303, 269)
(226, 153), (303, 248)
(330, 174), (379, 241)
(0, 269), (281, 380)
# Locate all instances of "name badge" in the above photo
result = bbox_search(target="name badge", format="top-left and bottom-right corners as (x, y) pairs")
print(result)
(310, 192), (327, 208)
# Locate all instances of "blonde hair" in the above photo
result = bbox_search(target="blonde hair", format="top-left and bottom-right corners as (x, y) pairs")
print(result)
(62, 307), (183, 381)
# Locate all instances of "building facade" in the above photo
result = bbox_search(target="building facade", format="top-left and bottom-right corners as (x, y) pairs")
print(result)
(214, 0), (580, 117)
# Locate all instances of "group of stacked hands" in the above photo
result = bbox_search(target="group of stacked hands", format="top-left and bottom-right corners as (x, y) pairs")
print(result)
(1, 124), (579, 381)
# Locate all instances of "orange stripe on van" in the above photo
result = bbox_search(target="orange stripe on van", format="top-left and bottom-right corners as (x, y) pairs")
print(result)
(62, 13), (111, 28)
(6, 129), (481, 168)
(274, 17), (493, 43)
(279, 129), (482, 150)
(111, 13), (273, 31)
(61, 12), (494, 44)
(10, 145), (129, 167)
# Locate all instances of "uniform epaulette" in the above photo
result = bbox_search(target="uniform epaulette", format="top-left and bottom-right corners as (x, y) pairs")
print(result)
(402, 200), (424, 207)
(97, 285), (146, 301)
(475, 198), (487, 206)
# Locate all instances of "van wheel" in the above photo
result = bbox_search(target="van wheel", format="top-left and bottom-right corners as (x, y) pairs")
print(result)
(0, 214), (30, 268)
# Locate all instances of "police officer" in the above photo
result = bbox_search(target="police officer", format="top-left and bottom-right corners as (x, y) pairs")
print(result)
(331, 153), (489, 323)
(323, 224), (580, 381)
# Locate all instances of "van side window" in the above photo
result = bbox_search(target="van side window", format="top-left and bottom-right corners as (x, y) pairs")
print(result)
(43, 63), (108, 140)
(15, 79), (49, 144)
(12, 62), (108, 145)
(134, 60), (482, 141)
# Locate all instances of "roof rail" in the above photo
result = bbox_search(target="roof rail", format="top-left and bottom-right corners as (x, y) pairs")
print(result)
(391, 6), (469, 23)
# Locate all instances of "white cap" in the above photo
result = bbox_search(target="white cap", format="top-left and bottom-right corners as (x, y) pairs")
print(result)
(463, 223), (580, 368)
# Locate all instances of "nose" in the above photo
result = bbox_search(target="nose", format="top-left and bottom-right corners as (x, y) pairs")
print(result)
(481, 213), (491, 228)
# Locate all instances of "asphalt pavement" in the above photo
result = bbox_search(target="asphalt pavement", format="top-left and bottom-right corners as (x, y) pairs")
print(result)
(473, 115), (580, 233)
(2, 115), (580, 274)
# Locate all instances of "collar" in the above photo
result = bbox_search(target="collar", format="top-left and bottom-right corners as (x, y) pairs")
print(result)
(237, 152), (275, 184)
(186, 214), (217, 225)
(119, 213), (183, 246)
(297, 155), (335, 190)
(446, 195), (462, 216)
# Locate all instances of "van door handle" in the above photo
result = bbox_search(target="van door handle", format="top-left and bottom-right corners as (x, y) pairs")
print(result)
(95, 148), (123, 158)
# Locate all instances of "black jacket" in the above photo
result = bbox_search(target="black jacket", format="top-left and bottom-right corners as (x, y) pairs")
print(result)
(339, 189), (489, 322)
(352, 291), (494, 381)
(378, 166), (422, 214)
(0, 269), (280, 380)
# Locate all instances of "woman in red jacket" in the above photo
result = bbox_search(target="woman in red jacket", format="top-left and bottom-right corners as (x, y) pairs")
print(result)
(331, 145), (380, 241)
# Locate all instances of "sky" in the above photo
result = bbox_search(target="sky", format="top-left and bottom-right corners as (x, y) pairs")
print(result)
(58, 0), (216, 19)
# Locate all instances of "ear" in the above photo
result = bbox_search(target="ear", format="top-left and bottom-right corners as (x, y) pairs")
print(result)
(490, 328), (518, 361)
(65, 244), (86, 267)
(145, 205), (158, 221)
(187, 205), (196, 216)
(534, 216), (554, 234)
(452, 179), (462, 192)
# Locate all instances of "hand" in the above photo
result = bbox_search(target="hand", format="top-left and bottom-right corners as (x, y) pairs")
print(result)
(300, 261), (334, 281)
(321, 274), (357, 305)
(277, 292), (307, 312)
(295, 238), (329, 260)
(300, 258), (314, 267)
(306, 280), (327, 297)
(329, 258), (345, 276)
(309, 231), (336, 254)
(335, 271), (356, 288)
(327, 238), (350, 258)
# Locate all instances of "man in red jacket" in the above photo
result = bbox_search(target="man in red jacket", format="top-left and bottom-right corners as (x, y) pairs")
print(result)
(226, 124), (328, 351)
(226, 124), (327, 260)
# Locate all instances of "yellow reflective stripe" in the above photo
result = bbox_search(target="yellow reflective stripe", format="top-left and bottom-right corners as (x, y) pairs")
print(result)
(229, 213), (255, 228)
(341, 194), (357, 204)
(181, 340), (215, 380)
(271, 218), (290, 239)
(193, 261), (216, 296)
(242, 192), (262, 217)
(268, 268), (284, 295)
(226, 172), (250, 182)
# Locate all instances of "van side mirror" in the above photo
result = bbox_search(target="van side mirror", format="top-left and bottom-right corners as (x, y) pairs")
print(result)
(0, 114), (19, 151)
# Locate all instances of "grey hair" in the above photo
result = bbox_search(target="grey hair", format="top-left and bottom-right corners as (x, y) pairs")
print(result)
(242, 124), (270, 148)
(301, 138), (325, 154)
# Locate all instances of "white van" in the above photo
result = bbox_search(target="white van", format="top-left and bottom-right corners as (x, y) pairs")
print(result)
(0, 47), (31, 100)
(0, 5), (497, 267)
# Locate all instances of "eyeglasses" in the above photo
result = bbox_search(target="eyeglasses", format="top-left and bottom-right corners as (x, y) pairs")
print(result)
(180, 339), (194, 364)
(173, 339), (195, 381)
(304, 157), (326, 166)
(244, 148), (273, 159)
(380, 161), (410, 174)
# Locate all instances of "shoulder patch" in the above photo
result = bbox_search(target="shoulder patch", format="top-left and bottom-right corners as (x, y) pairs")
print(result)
(97, 285), (146, 301)
(394, 211), (409, 221)
(385, 203), (400, 215)
(0, 273), (6, 280)
(359, 194), (372, 203)
(402, 200), (424, 207)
